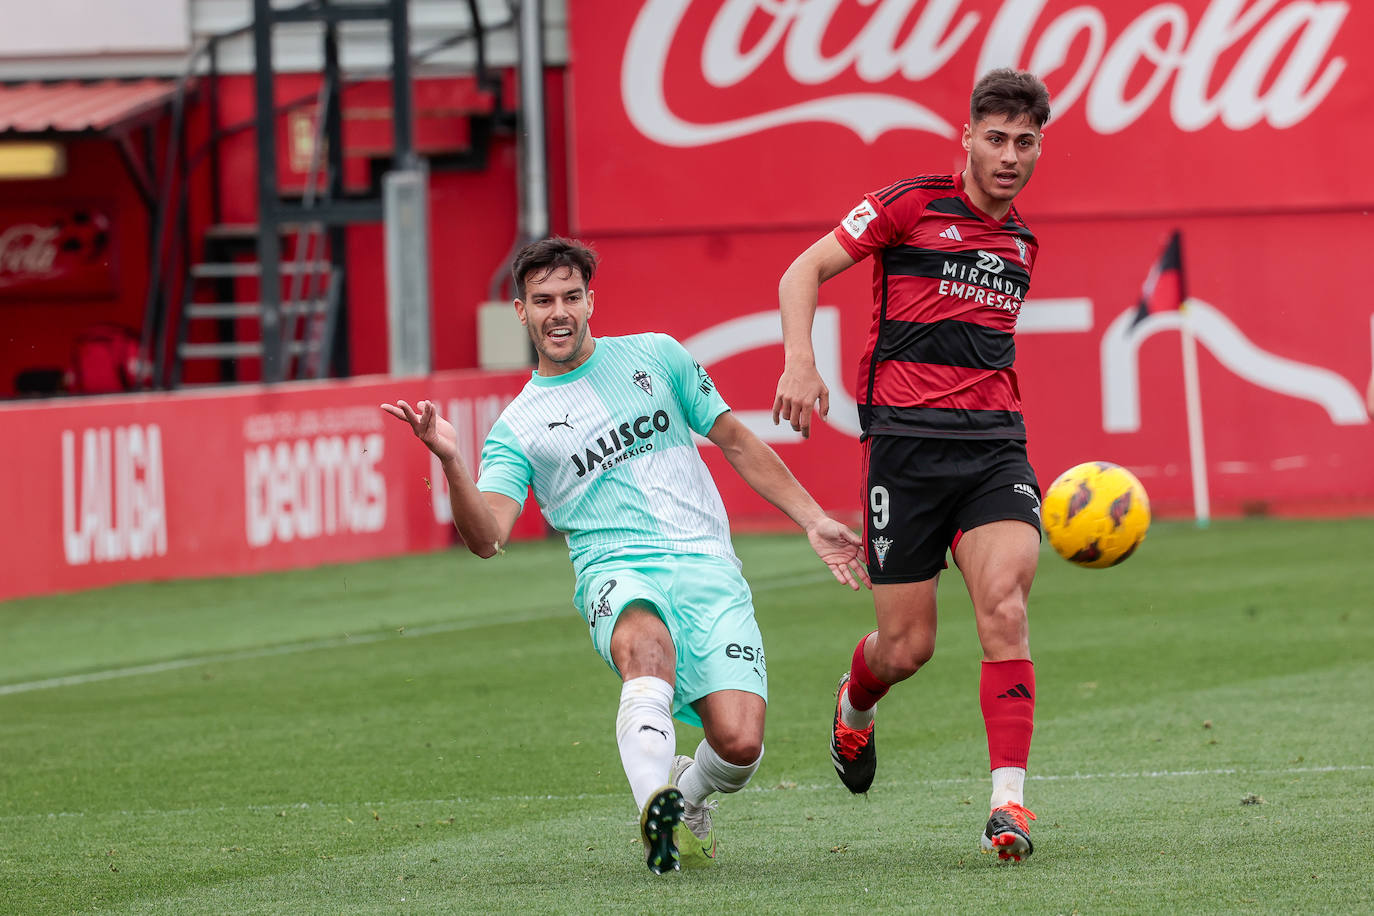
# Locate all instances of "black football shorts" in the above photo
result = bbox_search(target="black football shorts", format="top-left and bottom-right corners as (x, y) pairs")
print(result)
(861, 436), (1042, 584)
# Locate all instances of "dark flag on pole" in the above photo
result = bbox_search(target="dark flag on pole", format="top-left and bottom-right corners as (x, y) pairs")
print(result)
(1131, 228), (1211, 525)
(1133, 230), (1187, 326)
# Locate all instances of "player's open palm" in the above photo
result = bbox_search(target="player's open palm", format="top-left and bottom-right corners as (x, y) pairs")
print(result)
(806, 516), (871, 590)
(381, 399), (459, 463)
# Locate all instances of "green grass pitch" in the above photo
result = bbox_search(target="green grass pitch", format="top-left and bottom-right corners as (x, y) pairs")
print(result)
(1, 518), (1371, 914)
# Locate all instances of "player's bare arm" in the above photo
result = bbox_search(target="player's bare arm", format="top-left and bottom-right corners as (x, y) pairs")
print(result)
(707, 411), (870, 590)
(774, 233), (857, 438)
(380, 398), (521, 557)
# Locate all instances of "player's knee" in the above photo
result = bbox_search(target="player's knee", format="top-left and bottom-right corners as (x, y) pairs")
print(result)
(876, 633), (934, 681)
(711, 732), (763, 766)
(885, 653), (930, 682)
(610, 614), (675, 679)
(977, 595), (1030, 655)
(614, 641), (674, 680)
(982, 593), (1029, 633)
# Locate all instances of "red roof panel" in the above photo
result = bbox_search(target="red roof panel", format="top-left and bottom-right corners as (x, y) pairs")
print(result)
(0, 79), (179, 135)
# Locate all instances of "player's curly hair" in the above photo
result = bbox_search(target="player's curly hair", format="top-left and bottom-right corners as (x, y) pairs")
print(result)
(512, 236), (599, 298)
(970, 69), (1051, 129)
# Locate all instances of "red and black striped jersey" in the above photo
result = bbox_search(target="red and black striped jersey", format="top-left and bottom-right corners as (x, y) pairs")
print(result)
(832, 171), (1038, 440)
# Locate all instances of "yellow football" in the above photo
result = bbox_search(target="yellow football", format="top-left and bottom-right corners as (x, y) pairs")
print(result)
(1042, 461), (1151, 568)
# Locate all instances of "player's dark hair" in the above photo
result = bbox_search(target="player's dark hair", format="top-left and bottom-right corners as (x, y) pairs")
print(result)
(511, 237), (598, 298)
(970, 69), (1051, 129)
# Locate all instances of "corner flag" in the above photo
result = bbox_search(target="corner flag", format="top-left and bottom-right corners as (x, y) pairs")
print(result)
(1133, 230), (1186, 325)
(1132, 230), (1209, 526)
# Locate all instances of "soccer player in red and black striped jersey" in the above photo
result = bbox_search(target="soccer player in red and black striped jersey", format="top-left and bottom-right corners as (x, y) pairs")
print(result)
(773, 69), (1051, 862)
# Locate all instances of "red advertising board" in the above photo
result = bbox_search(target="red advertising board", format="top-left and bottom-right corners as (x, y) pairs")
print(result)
(565, 0), (1374, 520)
(569, 0), (1372, 231)
(0, 371), (544, 601)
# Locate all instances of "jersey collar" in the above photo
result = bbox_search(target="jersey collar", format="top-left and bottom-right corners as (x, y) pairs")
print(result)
(955, 170), (1014, 229)
(529, 336), (602, 387)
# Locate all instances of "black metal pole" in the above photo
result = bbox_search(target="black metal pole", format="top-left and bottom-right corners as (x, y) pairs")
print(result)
(253, 0), (284, 383)
(140, 85), (186, 390)
(207, 38), (223, 227)
(323, 9), (349, 378)
(389, 0), (415, 170)
(159, 121), (192, 387)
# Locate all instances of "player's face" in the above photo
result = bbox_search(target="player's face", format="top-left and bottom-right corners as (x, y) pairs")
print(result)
(515, 266), (595, 375)
(962, 113), (1042, 217)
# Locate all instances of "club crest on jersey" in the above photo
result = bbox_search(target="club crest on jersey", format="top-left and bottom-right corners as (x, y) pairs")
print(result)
(1014, 237), (1028, 264)
(871, 536), (893, 570)
(632, 369), (652, 396)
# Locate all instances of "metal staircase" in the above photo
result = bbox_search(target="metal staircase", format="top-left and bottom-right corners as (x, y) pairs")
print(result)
(172, 223), (341, 385)
(144, 0), (509, 389)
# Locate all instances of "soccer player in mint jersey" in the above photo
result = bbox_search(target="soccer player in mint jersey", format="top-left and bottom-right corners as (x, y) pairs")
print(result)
(383, 237), (870, 875)
(772, 69), (1051, 862)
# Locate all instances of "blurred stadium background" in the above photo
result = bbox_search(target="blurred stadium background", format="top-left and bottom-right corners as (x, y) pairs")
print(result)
(2, 4), (1373, 912)
(0, 0), (1370, 596)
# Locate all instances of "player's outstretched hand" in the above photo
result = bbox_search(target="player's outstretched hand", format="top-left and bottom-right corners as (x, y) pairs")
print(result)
(380, 399), (460, 463)
(772, 363), (829, 439)
(806, 516), (871, 590)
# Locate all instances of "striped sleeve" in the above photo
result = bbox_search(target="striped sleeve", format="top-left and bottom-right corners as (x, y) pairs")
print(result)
(475, 416), (533, 505)
(831, 175), (954, 261)
(832, 192), (897, 261)
(654, 333), (730, 436)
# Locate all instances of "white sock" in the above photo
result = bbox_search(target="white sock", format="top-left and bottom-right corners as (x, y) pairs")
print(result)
(678, 738), (762, 806)
(615, 676), (676, 812)
(840, 684), (875, 730)
(990, 766), (1026, 810)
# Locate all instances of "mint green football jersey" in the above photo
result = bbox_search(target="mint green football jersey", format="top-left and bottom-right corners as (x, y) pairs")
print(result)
(476, 333), (738, 576)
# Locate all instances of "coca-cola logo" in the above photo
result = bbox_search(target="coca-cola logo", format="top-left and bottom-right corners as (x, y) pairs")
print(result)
(0, 208), (112, 294)
(623, 0), (1349, 146)
(0, 224), (60, 279)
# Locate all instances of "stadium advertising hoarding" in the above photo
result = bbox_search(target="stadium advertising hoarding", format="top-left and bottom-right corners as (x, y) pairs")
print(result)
(571, 0), (1364, 228)
(0, 372), (540, 601)
(568, 0), (1374, 517)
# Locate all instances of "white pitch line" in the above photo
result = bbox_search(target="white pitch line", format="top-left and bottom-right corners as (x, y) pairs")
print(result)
(0, 570), (835, 697)
(2, 764), (1368, 824)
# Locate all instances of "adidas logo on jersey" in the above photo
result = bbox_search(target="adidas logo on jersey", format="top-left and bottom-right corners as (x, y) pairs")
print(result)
(938, 225), (963, 241)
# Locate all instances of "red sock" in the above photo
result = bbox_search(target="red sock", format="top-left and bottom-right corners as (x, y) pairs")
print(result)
(845, 631), (890, 711)
(980, 659), (1035, 769)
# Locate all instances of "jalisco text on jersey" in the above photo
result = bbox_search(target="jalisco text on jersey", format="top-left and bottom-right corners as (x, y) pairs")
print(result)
(570, 410), (672, 477)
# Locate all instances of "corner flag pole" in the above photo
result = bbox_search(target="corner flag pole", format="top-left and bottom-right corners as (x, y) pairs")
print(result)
(1178, 300), (1210, 526)
(1174, 233), (1210, 528)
